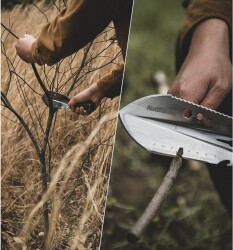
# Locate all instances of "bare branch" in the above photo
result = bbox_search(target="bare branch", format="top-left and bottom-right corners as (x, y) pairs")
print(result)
(1, 23), (18, 39)
(128, 148), (183, 242)
(1, 91), (41, 156)
(2, 6), (121, 247)
(32, 3), (49, 23)
(31, 64), (53, 110)
(1, 22), (53, 109)
(66, 41), (93, 95)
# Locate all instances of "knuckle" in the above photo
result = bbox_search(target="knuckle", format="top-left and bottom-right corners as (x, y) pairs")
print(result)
(170, 77), (188, 96)
(168, 84), (180, 96)
(68, 100), (73, 106)
(73, 95), (80, 102)
(203, 103), (216, 110)
(214, 82), (228, 94)
(178, 84), (189, 97)
(167, 85), (176, 94)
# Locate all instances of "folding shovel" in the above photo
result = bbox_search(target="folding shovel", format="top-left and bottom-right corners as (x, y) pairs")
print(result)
(119, 94), (232, 166)
(42, 91), (95, 113)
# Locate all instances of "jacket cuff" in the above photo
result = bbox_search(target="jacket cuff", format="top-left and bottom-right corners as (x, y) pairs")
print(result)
(181, 0), (232, 53)
(97, 64), (124, 99)
(31, 39), (59, 66)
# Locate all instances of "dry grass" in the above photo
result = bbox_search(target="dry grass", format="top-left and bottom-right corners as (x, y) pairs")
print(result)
(1, 2), (122, 249)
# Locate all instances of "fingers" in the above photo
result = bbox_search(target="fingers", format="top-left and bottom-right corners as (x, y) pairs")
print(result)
(169, 77), (231, 111)
(68, 98), (85, 114)
(74, 106), (88, 116)
(68, 88), (92, 109)
(15, 34), (36, 63)
(200, 81), (231, 110)
(68, 86), (100, 115)
(168, 78), (209, 105)
(68, 97), (93, 115)
(67, 99), (76, 112)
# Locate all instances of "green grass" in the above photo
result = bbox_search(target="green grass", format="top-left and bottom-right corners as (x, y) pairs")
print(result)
(122, 1), (184, 105)
(101, 1), (231, 249)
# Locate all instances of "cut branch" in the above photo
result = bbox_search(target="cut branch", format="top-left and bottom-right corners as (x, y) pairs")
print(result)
(128, 148), (183, 242)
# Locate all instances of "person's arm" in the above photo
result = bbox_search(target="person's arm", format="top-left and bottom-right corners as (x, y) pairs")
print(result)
(97, 63), (124, 98)
(68, 64), (124, 114)
(169, 1), (232, 110)
(15, 0), (122, 65)
(15, 0), (130, 114)
(180, 0), (232, 56)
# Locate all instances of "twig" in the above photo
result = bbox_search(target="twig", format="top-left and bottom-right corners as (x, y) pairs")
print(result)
(1, 22), (53, 109)
(1, 23), (18, 39)
(66, 41), (93, 95)
(1, 91), (41, 156)
(32, 3), (49, 23)
(1, 22), (53, 238)
(127, 148), (183, 242)
(31, 64), (53, 110)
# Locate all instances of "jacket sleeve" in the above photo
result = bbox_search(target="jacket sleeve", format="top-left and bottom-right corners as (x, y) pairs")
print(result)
(97, 63), (124, 98)
(31, 0), (116, 65)
(181, 0), (232, 51)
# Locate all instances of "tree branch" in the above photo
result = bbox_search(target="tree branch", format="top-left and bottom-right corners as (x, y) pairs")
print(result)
(1, 91), (41, 156)
(127, 148), (183, 242)
(1, 22), (53, 109)
(66, 41), (93, 96)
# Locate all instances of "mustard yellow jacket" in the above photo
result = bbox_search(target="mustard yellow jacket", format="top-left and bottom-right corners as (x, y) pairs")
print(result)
(181, 0), (232, 58)
(32, 0), (232, 98)
(32, 0), (133, 98)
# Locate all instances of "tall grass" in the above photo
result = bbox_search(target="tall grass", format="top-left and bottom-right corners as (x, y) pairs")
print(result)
(1, 2), (122, 249)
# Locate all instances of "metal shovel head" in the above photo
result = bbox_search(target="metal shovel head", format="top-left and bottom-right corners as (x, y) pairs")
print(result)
(119, 95), (232, 166)
(42, 91), (70, 109)
(42, 91), (96, 112)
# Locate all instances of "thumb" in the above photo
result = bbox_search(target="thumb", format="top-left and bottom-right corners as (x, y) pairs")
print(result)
(68, 96), (79, 112)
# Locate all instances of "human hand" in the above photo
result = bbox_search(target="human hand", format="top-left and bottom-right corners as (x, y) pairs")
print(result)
(68, 82), (104, 115)
(15, 34), (36, 63)
(168, 19), (232, 111)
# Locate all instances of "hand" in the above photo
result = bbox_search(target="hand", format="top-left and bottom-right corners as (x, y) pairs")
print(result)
(15, 34), (36, 63)
(168, 19), (232, 111)
(68, 82), (104, 115)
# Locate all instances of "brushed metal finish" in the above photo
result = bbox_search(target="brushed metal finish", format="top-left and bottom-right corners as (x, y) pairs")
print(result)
(120, 94), (232, 166)
(52, 99), (69, 109)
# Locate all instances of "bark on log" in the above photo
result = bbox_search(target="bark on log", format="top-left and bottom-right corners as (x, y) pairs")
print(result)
(127, 148), (183, 242)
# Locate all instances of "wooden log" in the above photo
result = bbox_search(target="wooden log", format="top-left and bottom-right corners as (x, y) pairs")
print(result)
(127, 148), (183, 242)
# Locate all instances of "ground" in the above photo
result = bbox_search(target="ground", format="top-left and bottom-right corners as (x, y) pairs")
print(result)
(101, 1), (232, 249)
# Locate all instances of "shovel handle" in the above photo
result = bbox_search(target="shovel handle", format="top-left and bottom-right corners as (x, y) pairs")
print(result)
(74, 101), (96, 113)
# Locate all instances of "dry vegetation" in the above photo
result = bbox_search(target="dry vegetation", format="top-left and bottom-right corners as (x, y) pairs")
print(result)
(1, 1), (122, 249)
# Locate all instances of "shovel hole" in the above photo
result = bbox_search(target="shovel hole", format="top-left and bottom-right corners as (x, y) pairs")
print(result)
(183, 108), (192, 119)
(196, 113), (204, 121)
